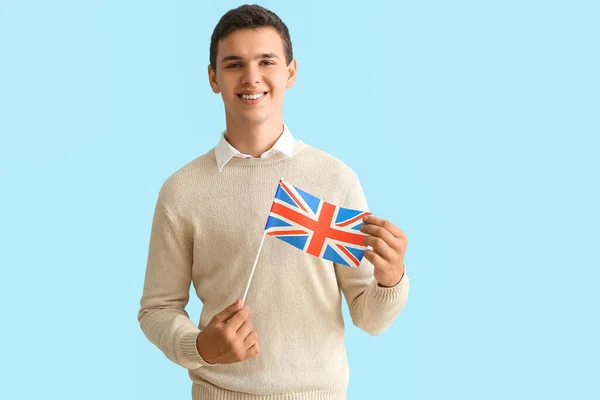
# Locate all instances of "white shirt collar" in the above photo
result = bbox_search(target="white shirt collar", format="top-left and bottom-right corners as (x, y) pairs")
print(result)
(214, 123), (296, 172)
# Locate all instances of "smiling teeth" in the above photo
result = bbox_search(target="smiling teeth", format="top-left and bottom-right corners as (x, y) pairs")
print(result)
(240, 93), (264, 100)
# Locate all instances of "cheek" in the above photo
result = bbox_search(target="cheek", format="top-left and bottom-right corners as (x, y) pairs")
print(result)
(267, 79), (289, 99)
(221, 87), (237, 103)
(216, 76), (235, 97)
(267, 71), (290, 91)
(219, 91), (232, 103)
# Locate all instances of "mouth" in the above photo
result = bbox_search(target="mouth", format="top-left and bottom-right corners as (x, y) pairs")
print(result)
(237, 91), (268, 105)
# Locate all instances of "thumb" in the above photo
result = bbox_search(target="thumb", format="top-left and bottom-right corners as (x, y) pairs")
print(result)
(213, 299), (243, 323)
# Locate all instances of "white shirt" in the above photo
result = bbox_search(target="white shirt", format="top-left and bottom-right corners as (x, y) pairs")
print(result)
(214, 123), (296, 172)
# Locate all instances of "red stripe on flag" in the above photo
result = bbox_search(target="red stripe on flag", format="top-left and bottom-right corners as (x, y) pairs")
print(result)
(337, 211), (372, 227)
(330, 230), (367, 246)
(270, 202), (319, 230)
(336, 244), (360, 267)
(306, 202), (336, 256)
(280, 182), (308, 213)
(267, 229), (308, 236)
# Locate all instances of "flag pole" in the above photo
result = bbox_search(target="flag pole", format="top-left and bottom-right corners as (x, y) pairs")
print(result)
(242, 178), (283, 306)
(242, 231), (267, 306)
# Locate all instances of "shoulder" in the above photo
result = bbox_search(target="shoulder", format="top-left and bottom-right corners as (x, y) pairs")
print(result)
(157, 149), (216, 209)
(291, 141), (362, 206)
(297, 141), (359, 185)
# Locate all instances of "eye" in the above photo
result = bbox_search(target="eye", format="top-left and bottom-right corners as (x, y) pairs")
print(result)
(261, 60), (275, 66)
(226, 63), (242, 69)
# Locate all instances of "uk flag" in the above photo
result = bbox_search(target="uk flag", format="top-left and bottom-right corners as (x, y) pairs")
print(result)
(264, 179), (371, 267)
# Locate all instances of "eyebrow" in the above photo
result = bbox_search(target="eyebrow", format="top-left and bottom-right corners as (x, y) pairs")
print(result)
(220, 53), (280, 64)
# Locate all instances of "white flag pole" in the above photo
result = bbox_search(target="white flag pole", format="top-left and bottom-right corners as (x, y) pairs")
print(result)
(242, 178), (283, 306)
(242, 231), (267, 306)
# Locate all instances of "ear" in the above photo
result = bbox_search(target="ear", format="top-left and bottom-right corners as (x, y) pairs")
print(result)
(208, 64), (220, 94)
(285, 58), (297, 89)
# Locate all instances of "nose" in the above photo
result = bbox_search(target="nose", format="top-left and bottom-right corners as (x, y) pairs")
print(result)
(241, 63), (261, 84)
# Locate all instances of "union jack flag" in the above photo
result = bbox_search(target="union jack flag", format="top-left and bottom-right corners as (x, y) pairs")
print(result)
(264, 179), (371, 267)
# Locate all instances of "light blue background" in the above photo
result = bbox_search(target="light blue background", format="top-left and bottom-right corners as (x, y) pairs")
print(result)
(1, 1), (598, 399)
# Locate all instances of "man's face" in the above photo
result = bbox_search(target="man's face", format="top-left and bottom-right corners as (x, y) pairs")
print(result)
(208, 27), (297, 125)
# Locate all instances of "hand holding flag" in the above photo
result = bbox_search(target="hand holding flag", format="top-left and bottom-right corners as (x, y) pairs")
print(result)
(360, 215), (407, 287)
(242, 178), (370, 304)
(242, 179), (407, 305)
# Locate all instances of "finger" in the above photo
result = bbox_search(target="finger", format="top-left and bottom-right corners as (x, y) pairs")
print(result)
(225, 306), (250, 331)
(360, 223), (401, 251)
(363, 215), (404, 238)
(236, 319), (253, 339)
(212, 299), (243, 323)
(245, 341), (260, 359)
(243, 330), (259, 350)
(364, 248), (385, 266)
(363, 235), (394, 261)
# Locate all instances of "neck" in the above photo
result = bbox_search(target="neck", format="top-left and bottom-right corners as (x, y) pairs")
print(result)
(224, 116), (284, 158)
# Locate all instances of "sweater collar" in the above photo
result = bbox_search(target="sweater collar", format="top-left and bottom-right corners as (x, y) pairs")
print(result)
(214, 123), (296, 172)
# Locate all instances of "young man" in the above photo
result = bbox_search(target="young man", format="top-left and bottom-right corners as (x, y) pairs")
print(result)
(138, 4), (410, 400)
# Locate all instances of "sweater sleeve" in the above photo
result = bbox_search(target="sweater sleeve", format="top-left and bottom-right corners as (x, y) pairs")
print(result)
(137, 192), (215, 369)
(333, 174), (410, 336)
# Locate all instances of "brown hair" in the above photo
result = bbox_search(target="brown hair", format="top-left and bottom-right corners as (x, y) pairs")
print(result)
(209, 4), (293, 71)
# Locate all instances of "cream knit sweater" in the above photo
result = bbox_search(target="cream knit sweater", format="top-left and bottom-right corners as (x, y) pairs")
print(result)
(138, 139), (410, 400)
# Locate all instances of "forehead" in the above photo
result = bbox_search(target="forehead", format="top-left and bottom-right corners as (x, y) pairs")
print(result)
(217, 27), (285, 60)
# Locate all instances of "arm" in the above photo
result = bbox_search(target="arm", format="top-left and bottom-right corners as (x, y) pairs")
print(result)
(137, 190), (213, 369)
(334, 174), (410, 336)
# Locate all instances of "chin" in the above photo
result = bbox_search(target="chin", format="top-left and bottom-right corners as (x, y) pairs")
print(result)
(239, 112), (269, 124)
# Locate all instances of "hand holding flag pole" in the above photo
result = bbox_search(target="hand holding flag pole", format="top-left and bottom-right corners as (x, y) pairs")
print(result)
(241, 178), (372, 306)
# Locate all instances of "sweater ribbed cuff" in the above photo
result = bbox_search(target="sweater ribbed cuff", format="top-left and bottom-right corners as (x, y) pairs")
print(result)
(181, 330), (218, 367)
(370, 270), (409, 304)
